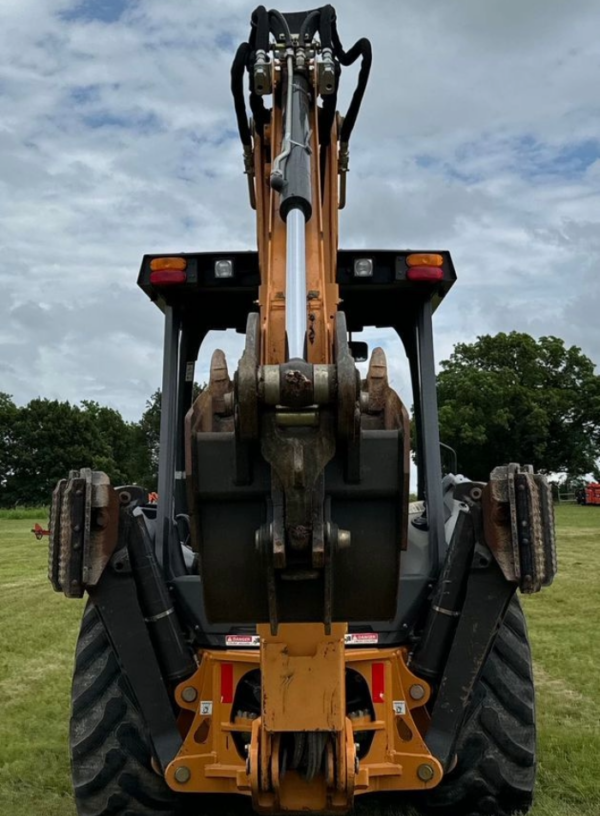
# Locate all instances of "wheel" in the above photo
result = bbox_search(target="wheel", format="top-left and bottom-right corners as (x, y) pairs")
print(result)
(413, 596), (536, 816)
(70, 604), (254, 816)
(70, 604), (185, 815)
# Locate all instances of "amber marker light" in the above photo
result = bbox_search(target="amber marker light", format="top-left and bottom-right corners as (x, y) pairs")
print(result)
(406, 253), (443, 267)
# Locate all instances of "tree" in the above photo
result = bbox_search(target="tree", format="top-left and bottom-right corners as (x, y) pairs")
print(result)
(1, 399), (115, 506)
(136, 388), (162, 491)
(0, 384), (207, 507)
(136, 384), (204, 490)
(80, 401), (147, 486)
(436, 332), (600, 481)
(0, 393), (18, 500)
(0, 398), (149, 507)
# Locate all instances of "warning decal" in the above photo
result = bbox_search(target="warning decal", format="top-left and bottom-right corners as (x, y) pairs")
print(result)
(345, 633), (379, 645)
(225, 635), (261, 647)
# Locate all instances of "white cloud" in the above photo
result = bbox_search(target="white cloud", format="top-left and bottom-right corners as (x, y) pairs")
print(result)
(0, 0), (599, 421)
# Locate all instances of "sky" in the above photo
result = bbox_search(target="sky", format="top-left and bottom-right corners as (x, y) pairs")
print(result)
(1, 0), (599, 420)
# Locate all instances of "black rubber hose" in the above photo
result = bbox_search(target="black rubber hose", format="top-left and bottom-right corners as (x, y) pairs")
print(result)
(249, 91), (270, 140)
(410, 509), (475, 682)
(336, 41), (372, 144)
(319, 4), (335, 49)
(251, 5), (270, 52)
(317, 6), (339, 195)
(331, 15), (372, 145)
(128, 514), (196, 683)
(299, 9), (321, 45)
(269, 8), (293, 47)
(231, 41), (252, 146)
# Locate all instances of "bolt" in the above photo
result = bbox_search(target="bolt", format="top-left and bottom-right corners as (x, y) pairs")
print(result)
(409, 684), (426, 701)
(417, 763), (435, 782)
(174, 766), (191, 784)
(181, 686), (198, 703)
(337, 529), (351, 550)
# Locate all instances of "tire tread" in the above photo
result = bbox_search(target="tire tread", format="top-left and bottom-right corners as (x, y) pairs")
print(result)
(414, 596), (536, 816)
(70, 604), (183, 816)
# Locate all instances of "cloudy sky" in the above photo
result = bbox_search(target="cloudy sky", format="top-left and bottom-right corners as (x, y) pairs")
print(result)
(1, 0), (599, 420)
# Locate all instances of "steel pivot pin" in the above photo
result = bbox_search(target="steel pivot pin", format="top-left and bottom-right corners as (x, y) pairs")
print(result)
(174, 766), (191, 784)
(417, 763), (435, 782)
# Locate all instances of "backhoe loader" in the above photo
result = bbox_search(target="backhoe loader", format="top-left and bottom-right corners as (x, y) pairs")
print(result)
(49, 6), (556, 815)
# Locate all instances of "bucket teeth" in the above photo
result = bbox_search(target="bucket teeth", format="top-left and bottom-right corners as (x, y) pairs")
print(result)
(365, 347), (389, 412)
(209, 349), (231, 395)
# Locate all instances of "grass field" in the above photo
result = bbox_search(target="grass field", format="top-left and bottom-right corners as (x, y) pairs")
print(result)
(0, 505), (599, 815)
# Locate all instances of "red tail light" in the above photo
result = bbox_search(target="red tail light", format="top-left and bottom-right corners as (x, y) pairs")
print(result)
(149, 270), (187, 286)
(406, 265), (444, 282)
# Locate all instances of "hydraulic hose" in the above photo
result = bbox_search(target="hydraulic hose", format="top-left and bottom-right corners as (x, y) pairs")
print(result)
(268, 8), (293, 47)
(231, 42), (252, 147)
(299, 9), (321, 45)
(251, 5), (270, 52)
(328, 6), (372, 146)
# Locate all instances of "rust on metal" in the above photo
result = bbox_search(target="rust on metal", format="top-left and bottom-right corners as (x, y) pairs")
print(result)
(359, 346), (411, 549)
(48, 469), (119, 597)
(483, 464), (557, 592)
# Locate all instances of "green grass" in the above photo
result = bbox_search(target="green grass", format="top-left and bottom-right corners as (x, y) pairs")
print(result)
(0, 506), (49, 519)
(0, 506), (599, 815)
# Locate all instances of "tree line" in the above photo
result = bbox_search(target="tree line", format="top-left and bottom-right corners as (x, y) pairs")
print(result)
(0, 390), (165, 507)
(1, 332), (599, 507)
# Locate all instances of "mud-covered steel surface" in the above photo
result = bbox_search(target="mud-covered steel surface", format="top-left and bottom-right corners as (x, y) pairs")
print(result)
(425, 535), (517, 769)
(48, 478), (66, 591)
(361, 346), (411, 549)
(58, 476), (86, 598)
(258, 361), (337, 408)
(335, 312), (359, 442)
(261, 411), (336, 553)
(48, 468), (119, 598)
(483, 463), (557, 592)
(236, 312), (261, 440)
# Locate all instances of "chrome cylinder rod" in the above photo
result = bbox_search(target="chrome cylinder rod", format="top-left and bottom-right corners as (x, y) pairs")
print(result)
(286, 206), (307, 360)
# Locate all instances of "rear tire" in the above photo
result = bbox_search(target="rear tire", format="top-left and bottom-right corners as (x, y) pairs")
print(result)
(70, 604), (185, 815)
(414, 596), (536, 816)
(70, 604), (254, 816)
(70, 600), (535, 816)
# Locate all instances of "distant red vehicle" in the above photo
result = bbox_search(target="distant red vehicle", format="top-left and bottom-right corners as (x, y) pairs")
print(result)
(32, 523), (50, 540)
(576, 483), (600, 505)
